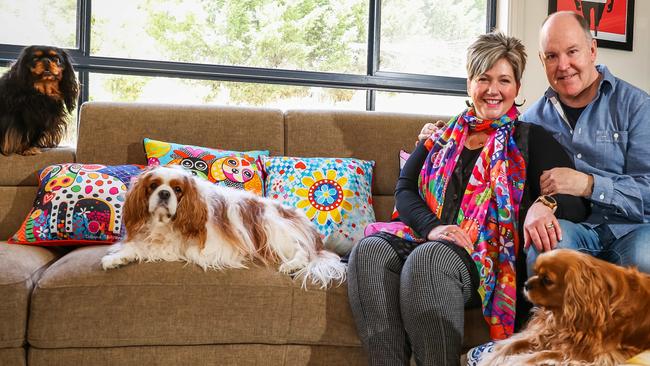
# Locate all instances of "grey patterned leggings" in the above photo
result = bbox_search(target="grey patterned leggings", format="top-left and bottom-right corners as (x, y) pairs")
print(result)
(347, 235), (478, 366)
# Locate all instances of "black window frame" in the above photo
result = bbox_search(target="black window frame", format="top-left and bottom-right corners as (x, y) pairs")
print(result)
(0, 0), (497, 111)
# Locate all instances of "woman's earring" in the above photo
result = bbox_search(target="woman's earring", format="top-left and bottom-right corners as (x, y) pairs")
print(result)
(514, 98), (527, 107)
(465, 99), (474, 108)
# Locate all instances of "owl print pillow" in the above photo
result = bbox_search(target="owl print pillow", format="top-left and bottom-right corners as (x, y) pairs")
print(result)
(143, 138), (268, 196)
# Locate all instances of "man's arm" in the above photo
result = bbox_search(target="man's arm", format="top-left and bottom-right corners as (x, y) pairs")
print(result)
(544, 98), (650, 222)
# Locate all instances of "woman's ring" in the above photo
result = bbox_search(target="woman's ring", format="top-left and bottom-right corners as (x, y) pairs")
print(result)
(545, 223), (555, 229)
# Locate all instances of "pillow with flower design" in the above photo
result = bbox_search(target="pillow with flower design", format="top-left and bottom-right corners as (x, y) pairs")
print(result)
(9, 163), (144, 246)
(262, 156), (375, 256)
(143, 138), (268, 196)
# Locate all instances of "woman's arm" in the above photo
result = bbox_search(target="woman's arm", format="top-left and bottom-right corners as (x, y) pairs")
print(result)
(527, 124), (590, 221)
(394, 142), (441, 238)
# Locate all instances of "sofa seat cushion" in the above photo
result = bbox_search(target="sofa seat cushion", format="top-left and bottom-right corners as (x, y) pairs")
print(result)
(28, 245), (360, 349)
(0, 243), (59, 348)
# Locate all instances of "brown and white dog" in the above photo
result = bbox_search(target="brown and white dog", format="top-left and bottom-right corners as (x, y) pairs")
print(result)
(101, 166), (346, 288)
(479, 249), (650, 366)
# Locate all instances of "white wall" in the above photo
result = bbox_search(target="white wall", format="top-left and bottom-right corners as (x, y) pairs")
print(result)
(497, 0), (649, 111)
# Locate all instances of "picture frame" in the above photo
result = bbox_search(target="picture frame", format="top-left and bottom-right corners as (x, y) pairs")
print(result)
(548, 0), (634, 51)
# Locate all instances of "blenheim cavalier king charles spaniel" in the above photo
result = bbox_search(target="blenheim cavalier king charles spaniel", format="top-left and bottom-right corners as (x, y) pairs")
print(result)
(479, 249), (650, 366)
(101, 166), (346, 288)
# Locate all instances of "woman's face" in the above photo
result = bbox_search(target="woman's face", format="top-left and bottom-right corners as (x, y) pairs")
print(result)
(467, 57), (520, 120)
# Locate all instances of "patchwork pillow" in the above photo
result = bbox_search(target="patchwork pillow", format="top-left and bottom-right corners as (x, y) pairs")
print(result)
(262, 156), (375, 256)
(144, 138), (268, 196)
(9, 163), (144, 246)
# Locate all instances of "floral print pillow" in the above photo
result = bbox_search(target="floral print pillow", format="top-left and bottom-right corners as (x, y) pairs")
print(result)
(262, 156), (375, 255)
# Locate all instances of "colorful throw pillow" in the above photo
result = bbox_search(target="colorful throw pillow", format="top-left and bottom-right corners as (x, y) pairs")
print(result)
(143, 138), (268, 196)
(9, 163), (144, 246)
(262, 156), (375, 255)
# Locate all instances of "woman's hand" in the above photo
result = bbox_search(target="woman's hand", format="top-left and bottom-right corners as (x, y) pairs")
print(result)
(523, 202), (562, 253)
(417, 120), (446, 142)
(427, 225), (473, 251)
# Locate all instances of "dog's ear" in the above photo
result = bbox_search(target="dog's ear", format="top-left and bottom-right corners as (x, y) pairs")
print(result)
(57, 48), (79, 113)
(173, 175), (208, 249)
(562, 256), (611, 336)
(122, 172), (150, 241)
(11, 46), (36, 85)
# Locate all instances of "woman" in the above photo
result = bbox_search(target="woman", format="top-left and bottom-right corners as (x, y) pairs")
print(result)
(347, 32), (588, 366)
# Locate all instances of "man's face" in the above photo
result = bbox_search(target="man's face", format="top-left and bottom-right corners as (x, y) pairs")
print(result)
(539, 14), (598, 105)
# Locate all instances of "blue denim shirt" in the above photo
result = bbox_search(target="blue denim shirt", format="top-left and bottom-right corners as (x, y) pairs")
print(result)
(522, 65), (650, 238)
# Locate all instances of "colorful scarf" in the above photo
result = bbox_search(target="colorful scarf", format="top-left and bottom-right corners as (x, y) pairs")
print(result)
(368, 105), (525, 339)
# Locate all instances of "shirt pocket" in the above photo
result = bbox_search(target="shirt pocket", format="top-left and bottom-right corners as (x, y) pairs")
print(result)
(595, 130), (628, 169)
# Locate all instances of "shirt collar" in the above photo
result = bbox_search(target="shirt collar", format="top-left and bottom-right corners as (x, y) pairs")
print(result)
(544, 64), (616, 100)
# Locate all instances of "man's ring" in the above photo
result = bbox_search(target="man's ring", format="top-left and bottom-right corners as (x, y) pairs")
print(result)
(545, 223), (555, 229)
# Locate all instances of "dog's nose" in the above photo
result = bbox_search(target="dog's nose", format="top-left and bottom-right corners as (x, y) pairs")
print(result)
(158, 190), (171, 201)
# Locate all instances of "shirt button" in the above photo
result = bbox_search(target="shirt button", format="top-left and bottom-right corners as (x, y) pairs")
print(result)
(604, 216), (609, 220)
(599, 193), (605, 200)
(578, 128), (582, 134)
(577, 153), (582, 159)
(613, 133), (619, 140)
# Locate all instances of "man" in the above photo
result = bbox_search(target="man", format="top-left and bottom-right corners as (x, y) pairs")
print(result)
(521, 11), (650, 276)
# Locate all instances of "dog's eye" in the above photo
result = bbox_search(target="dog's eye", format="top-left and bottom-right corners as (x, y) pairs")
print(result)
(174, 186), (183, 194)
(541, 275), (553, 286)
(149, 182), (158, 190)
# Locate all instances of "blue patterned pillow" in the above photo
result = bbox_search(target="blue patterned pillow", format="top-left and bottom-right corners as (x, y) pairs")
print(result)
(262, 156), (375, 255)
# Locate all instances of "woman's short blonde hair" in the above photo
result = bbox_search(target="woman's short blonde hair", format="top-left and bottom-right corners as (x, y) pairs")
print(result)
(466, 32), (527, 84)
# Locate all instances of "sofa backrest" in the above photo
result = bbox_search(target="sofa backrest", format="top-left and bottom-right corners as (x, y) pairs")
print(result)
(1, 101), (450, 239)
(76, 102), (285, 165)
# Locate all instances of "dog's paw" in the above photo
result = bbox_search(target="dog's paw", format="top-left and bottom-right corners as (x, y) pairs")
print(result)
(101, 254), (128, 270)
(19, 147), (42, 156)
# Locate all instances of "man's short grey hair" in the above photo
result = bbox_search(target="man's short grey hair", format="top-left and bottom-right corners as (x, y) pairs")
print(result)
(466, 32), (527, 84)
(541, 11), (593, 45)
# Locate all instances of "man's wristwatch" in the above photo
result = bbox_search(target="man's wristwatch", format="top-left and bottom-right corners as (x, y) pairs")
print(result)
(534, 195), (558, 213)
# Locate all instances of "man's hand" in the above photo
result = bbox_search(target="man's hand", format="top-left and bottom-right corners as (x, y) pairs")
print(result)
(524, 202), (562, 253)
(427, 225), (473, 251)
(540, 167), (594, 197)
(417, 120), (446, 142)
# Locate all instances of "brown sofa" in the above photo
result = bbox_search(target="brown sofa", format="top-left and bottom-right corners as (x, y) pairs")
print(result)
(0, 102), (489, 366)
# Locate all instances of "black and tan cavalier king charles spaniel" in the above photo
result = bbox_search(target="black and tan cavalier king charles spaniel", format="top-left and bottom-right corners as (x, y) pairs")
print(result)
(0, 45), (79, 155)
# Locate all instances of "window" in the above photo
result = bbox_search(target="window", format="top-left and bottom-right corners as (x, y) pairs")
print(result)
(0, 0), (496, 144)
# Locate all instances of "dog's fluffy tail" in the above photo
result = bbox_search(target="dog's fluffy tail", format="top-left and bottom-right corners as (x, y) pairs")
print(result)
(294, 250), (347, 289)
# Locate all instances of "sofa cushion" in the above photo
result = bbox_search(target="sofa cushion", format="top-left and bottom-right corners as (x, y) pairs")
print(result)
(28, 344), (366, 366)
(76, 102), (285, 165)
(144, 138), (268, 196)
(28, 246), (360, 349)
(0, 243), (59, 348)
(9, 164), (144, 246)
(262, 156), (375, 255)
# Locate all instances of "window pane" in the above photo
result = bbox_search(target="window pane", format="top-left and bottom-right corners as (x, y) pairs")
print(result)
(91, 0), (368, 74)
(89, 73), (366, 110)
(0, 0), (77, 47)
(380, 0), (487, 77)
(375, 91), (466, 117)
